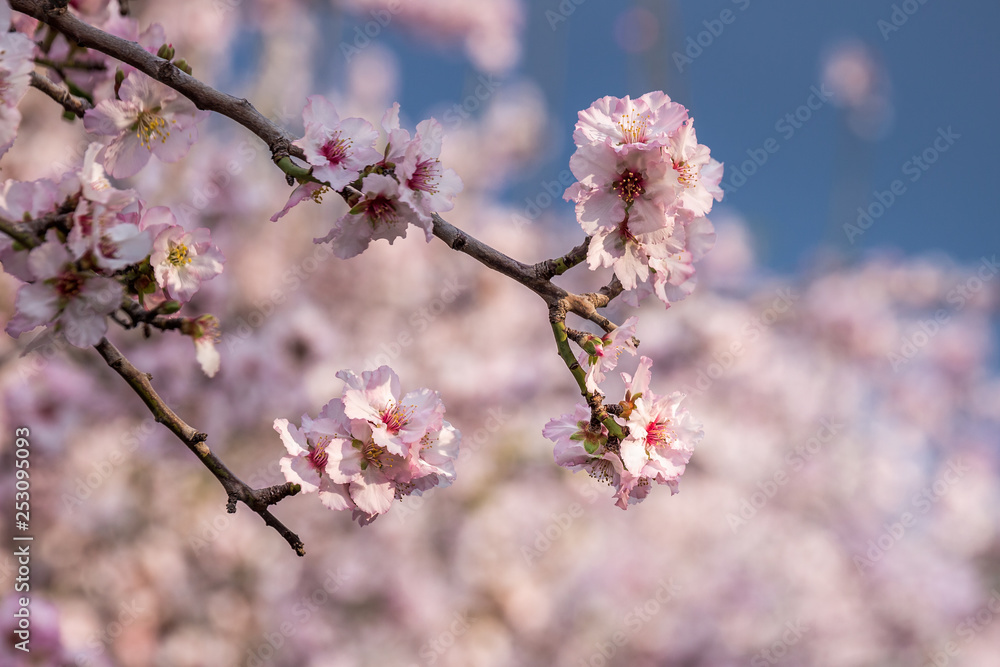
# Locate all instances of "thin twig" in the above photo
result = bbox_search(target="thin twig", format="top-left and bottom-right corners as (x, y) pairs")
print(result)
(94, 337), (306, 556)
(29, 70), (91, 117)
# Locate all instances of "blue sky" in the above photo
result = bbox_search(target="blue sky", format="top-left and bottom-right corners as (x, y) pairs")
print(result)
(354, 0), (998, 275)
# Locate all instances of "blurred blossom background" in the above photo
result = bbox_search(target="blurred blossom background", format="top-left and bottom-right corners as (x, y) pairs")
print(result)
(2, 0), (1000, 666)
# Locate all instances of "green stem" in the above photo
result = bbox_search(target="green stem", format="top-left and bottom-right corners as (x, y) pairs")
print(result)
(276, 156), (315, 181)
(552, 320), (588, 396)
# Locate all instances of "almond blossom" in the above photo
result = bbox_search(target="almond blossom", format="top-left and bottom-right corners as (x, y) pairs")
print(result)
(396, 118), (464, 229)
(319, 172), (422, 259)
(577, 316), (639, 393)
(143, 207), (225, 303)
(573, 91), (688, 152)
(338, 365), (445, 457)
(275, 367), (460, 525)
(294, 95), (380, 190)
(0, 22), (35, 157)
(620, 387), (703, 496)
(83, 72), (208, 178)
(5, 230), (122, 347)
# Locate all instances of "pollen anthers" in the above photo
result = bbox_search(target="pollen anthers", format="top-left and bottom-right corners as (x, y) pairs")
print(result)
(408, 158), (441, 195)
(310, 185), (330, 204)
(167, 242), (191, 266)
(134, 110), (170, 149)
(617, 110), (650, 145)
(380, 401), (413, 435)
(673, 159), (698, 188)
(54, 270), (84, 298)
(613, 169), (645, 204)
(308, 436), (332, 471)
(645, 417), (677, 450)
(320, 133), (354, 165)
(588, 457), (617, 486)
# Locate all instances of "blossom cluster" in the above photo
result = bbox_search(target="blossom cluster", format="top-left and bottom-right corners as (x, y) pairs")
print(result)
(544, 355), (702, 509)
(565, 92), (723, 308)
(272, 97), (463, 259)
(274, 365), (460, 525)
(2, 145), (224, 373)
(0, 5), (36, 158)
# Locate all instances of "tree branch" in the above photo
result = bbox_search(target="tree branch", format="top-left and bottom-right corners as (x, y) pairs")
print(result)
(93, 337), (306, 556)
(13, 0), (299, 162)
(29, 70), (91, 117)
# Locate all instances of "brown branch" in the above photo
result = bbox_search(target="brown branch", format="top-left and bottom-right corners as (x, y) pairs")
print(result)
(94, 337), (306, 556)
(13, 0), (299, 162)
(30, 70), (91, 117)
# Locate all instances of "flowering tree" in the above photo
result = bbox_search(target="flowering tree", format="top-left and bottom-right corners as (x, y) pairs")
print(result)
(3, 2), (999, 665)
(1, 0), (724, 553)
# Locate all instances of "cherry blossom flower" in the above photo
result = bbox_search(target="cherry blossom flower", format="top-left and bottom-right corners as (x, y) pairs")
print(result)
(274, 414), (355, 512)
(566, 142), (679, 235)
(667, 118), (724, 216)
(183, 314), (222, 378)
(294, 95), (381, 190)
(0, 27), (36, 157)
(5, 230), (122, 347)
(573, 91), (688, 152)
(83, 72), (208, 178)
(69, 199), (151, 272)
(0, 178), (61, 281)
(396, 118), (464, 229)
(338, 365), (445, 458)
(619, 388), (703, 495)
(577, 316), (639, 393)
(144, 208), (225, 303)
(543, 405), (640, 509)
(319, 173), (422, 259)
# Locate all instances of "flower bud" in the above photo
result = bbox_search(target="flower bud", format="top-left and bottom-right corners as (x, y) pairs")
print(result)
(156, 43), (175, 61)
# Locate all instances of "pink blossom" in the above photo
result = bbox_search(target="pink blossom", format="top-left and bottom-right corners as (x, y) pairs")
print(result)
(294, 95), (380, 190)
(145, 209), (225, 303)
(573, 91), (688, 152)
(543, 405), (639, 509)
(319, 173), (421, 259)
(0, 29), (36, 157)
(578, 316), (639, 393)
(274, 415), (355, 512)
(0, 178), (60, 281)
(5, 230), (123, 347)
(83, 72), (208, 178)
(619, 389), (703, 495)
(396, 118), (464, 230)
(566, 142), (679, 235)
(269, 181), (328, 222)
(184, 314), (221, 378)
(338, 365), (445, 458)
(667, 118), (724, 216)
(69, 199), (151, 272)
